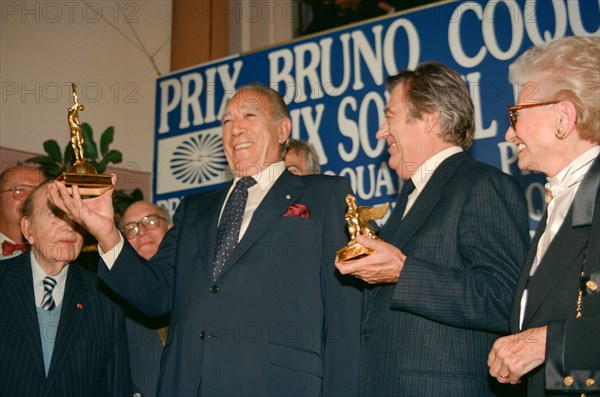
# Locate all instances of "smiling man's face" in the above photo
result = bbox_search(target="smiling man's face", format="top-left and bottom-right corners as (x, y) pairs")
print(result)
(221, 89), (289, 177)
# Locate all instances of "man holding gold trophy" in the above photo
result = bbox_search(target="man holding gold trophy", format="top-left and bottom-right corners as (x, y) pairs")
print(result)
(49, 83), (362, 396)
(336, 62), (530, 396)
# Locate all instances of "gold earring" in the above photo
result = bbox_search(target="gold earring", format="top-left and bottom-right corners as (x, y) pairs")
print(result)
(555, 126), (566, 140)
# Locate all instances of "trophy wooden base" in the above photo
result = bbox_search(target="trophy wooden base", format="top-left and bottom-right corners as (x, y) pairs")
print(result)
(56, 172), (113, 196)
(336, 241), (373, 264)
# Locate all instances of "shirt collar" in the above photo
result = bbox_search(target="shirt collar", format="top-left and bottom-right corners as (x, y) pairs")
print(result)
(30, 251), (70, 287)
(0, 232), (16, 244)
(233, 161), (286, 191)
(546, 146), (600, 199)
(411, 146), (463, 192)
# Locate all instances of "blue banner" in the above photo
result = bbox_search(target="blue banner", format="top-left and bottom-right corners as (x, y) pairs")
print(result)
(153, 0), (600, 231)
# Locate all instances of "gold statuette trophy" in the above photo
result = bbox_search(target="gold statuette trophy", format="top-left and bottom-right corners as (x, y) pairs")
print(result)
(336, 194), (390, 263)
(57, 84), (113, 196)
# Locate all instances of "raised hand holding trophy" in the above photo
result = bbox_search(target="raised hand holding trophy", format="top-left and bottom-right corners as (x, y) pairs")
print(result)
(336, 194), (390, 263)
(56, 84), (113, 196)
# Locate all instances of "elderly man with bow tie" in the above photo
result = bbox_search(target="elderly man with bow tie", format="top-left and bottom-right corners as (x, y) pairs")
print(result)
(0, 165), (45, 260)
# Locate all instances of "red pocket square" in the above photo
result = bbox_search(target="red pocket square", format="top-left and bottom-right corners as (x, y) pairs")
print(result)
(284, 204), (310, 218)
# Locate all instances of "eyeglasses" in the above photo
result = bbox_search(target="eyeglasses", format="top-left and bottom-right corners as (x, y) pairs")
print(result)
(0, 184), (36, 201)
(508, 101), (560, 130)
(122, 214), (167, 239)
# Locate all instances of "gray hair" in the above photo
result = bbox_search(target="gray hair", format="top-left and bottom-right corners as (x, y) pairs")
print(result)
(286, 139), (321, 174)
(21, 180), (52, 218)
(386, 61), (475, 150)
(509, 36), (600, 144)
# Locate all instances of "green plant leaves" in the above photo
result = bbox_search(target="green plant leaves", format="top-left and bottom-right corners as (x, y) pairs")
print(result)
(100, 126), (115, 157)
(43, 140), (62, 162)
(24, 123), (142, 217)
(81, 123), (98, 159)
(113, 188), (144, 216)
(64, 142), (75, 166)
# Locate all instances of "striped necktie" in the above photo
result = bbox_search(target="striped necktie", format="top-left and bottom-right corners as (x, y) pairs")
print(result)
(41, 276), (57, 311)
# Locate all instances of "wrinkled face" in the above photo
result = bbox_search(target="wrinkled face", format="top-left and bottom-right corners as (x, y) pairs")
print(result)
(22, 187), (84, 271)
(122, 201), (172, 260)
(221, 89), (289, 177)
(376, 84), (429, 179)
(0, 167), (45, 238)
(284, 149), (310, 176)
(504, 83), (561, 176)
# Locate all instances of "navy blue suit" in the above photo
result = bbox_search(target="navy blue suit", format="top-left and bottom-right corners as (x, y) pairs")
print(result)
(100, 171), (362, 396)
(0, 252), (132, 396)
(125, 309), (167, 396)
(359, 152), (530, 396)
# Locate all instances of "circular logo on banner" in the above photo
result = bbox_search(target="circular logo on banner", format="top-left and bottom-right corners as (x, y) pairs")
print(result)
(170, 133), (228, 185)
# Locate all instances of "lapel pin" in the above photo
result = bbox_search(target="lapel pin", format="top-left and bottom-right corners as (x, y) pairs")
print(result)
(77, 303), (83, 309)
(286, 194), (291, 200)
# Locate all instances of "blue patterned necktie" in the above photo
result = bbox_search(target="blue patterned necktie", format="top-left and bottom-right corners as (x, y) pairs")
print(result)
(41, 276), (57, 311)
(213, 177), (257, 280)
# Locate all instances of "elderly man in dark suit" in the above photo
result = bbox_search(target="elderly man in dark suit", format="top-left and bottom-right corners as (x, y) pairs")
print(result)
(49, 82), (362, 396)
(336, 62), (530, 396)
(0, 181), (131, 396)
(120, 200), (173, 397)
(121, 201), (173, 397)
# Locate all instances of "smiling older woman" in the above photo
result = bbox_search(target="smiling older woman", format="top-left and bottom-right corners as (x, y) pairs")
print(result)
(488, 36), (600, 397)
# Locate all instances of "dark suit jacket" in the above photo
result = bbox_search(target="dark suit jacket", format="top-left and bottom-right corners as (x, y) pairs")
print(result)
(100, 171), (362, 396)
(0, 252), (132, 396)
(511, 154), (600, 396)
(126, 312), (167, 397)
(359, 152), (530, 396)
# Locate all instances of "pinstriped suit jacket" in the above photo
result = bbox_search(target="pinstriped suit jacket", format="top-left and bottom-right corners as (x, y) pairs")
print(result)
(0, 252), (132, 396)
(358, 152), (530, 396)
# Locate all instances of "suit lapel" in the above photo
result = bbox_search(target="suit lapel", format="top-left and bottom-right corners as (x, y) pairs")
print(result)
(366, 153), (469, 311)
(6, 253), (46, 379)
(45, 264), (90, 388)
(523, 211), (589, 327)
(510, 213), (546, 331)
(381, 152), (469, 246)
(523, 154), (600, 327)
(217, 172), (305, 279)
(572, 154), (600, 226)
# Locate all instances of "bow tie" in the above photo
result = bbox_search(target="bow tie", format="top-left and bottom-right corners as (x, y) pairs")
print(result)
(2, 240), (28, 257)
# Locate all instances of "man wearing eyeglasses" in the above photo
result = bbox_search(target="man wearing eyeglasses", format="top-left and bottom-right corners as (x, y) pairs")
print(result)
(0, 165), (45, 260)
(120, 200), (172, 397)
(121, 201), (173, 262)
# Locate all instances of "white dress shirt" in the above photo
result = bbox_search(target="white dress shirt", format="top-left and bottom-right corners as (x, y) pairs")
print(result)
(219, 161), (286, 241)
(30, 251), (69, 308)
(519, 146), (600, 329)
(403, 146), (463, 218)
